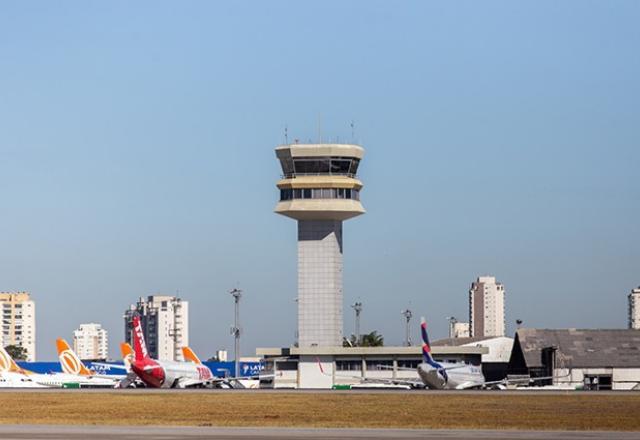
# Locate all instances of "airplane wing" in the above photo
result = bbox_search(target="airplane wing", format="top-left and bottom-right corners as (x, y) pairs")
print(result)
(360, 377), (424, 388)
(175, 378), (206, 388)
(315, 358), (423, 388)
(91, 362), (128, 371)
(376, 364), (469, 372)
(482, 373), (570, 389)
(454, 381), (484, 390)
(115, 372), (141, 388)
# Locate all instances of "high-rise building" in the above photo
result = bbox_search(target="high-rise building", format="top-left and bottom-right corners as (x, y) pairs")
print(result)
(0, 292), (36, 361)
(73, 323), (108, 360)
(629, 287), (640, 330)
(123, 295), (188, 361)
(469, 276), (505, 338)
(275, 143), (365, 347)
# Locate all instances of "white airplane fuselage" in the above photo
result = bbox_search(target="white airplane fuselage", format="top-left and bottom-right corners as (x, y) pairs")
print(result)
(29, 372), (116, 388)
(0, 372), (48, 388)
(131, 358), (213, 389)
(417, 362), (485, 390)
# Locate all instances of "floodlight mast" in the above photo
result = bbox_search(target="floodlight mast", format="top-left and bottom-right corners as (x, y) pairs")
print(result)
(229, 288), (242, 378)
(351, 302), (363, 346)
(401, 309), (413, 346)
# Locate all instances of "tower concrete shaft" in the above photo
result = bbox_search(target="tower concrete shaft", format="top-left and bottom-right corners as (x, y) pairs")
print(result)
(275, 143), (365, 347)
(298, 220), (343, 347)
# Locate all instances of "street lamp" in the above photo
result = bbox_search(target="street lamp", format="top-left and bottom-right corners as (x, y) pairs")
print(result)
(229, 288), (242, 378)
(351, 302), (363, 346)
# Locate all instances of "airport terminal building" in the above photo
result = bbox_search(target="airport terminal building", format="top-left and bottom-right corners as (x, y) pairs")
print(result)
(257, 345), (487, 389)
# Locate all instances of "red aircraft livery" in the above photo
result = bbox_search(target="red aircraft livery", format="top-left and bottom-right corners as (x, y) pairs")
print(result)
(129, 315), (214, 388)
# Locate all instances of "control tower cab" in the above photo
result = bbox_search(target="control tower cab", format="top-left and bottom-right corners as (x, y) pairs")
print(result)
(275, 143), (365, 347)
(275, 143), (365, 221)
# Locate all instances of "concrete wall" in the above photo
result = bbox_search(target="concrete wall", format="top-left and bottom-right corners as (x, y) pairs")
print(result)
(554, 367), (640, 390)
(297, 221), (343, 347)
(299, 356), (334, 389)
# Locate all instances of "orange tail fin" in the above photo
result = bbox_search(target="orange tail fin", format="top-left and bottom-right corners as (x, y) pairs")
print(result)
(182, 347), (202, 364)
(56, 338), (94, 376)
(120, 342), (134, 370)
(0, 345), (27, 374)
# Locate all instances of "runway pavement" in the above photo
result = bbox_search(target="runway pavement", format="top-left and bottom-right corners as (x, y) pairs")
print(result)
(0, 426), (637, 440)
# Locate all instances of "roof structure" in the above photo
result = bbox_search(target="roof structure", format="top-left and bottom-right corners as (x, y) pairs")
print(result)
(256, 345), (488, 357)
(433, 336), (514, 363)
(510, 328), (640, 369)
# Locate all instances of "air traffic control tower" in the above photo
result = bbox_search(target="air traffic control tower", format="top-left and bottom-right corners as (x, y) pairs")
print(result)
(275, 143), (365, 347)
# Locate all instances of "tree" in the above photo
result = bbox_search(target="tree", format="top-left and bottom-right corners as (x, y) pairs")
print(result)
(343, 331), (384, 347)
(4, 344), (28, 361)
(360, 331), (384, 347)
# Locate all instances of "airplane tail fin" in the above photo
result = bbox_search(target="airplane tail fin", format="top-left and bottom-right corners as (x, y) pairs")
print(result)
(420, 317), (436, 364)
(56, 338), (93, 376)
(120, 342), (134, 371)
(0, 345), (26, 374)
(131, 315), (150, 362)
(182, 347), (202, 364)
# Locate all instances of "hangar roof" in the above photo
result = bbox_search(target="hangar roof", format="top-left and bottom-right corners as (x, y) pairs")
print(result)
(512, 328), (640, 369)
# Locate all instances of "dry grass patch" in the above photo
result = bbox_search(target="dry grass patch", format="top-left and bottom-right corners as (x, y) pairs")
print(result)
(1, 392), (639, 431)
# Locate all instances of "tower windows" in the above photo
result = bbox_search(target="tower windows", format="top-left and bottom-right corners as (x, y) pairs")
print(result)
(279, 188), (361, 201)
(278, 157), (361, 178)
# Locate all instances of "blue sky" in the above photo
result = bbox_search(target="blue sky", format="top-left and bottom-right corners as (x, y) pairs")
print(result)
(1, 1), (638, 360)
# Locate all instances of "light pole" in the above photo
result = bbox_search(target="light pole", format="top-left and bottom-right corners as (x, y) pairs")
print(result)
(401, 309), (413, 346)
(229, 288), (242, 378)
(351, 302), (363, 346)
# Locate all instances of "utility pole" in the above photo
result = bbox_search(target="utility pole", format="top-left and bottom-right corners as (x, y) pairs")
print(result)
(401, 309), (413, 346)
(229, 288), (242, 378)
(351, 302), (363, 346)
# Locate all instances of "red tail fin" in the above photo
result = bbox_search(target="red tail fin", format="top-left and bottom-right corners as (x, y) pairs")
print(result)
(132, 315), (150, 362)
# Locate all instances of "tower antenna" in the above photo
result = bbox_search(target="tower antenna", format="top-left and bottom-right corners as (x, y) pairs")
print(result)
(284, 125), (288, 144)
(350, 120), (355, 143)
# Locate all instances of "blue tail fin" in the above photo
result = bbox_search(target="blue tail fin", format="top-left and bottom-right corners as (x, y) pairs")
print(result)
(420, 317), (438, 367)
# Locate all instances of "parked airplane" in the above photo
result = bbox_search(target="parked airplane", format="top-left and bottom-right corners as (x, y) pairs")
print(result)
(56, 338), (124, 387)
(377, 317), (561, 390)
(0, 344), (114, 388)
(316, 317), (484, 389)
(0, 351), (47, 389)
(416, 317), (485, 389)
(0, 371), (46, 388)
(128, 315), (215, 388)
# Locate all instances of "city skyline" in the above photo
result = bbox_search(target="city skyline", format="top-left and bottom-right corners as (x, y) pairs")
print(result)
(1, 2), (638, 360)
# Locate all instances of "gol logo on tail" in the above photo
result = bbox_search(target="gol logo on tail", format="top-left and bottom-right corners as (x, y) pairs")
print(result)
(60, 350), (82, 375)
(0, 350), (12, 372)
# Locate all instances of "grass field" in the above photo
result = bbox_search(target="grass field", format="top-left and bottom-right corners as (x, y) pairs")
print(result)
(2, 392), (640, 431)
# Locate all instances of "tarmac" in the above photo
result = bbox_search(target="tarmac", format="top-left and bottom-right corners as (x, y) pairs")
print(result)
(0, 426), (637, 440)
